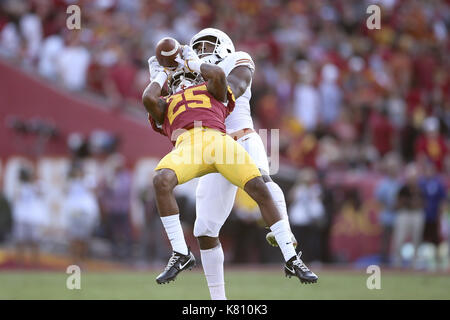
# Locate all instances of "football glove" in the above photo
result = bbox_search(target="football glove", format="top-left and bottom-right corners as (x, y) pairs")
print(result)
(148, 56), (176, 81)
(175, 45), (202, 73)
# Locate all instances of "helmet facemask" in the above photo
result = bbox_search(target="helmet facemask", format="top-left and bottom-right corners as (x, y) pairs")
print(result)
(191, 36), (222, 64)
(169, 70), (203, 94)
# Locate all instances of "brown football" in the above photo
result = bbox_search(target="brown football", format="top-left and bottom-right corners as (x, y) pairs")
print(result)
(155, 37), (182, 69)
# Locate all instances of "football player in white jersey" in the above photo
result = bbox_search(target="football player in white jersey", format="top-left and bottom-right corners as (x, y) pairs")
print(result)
(189, 28), (318, 300)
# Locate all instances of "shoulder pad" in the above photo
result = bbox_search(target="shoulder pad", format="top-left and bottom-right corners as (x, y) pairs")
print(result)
(219, 51), (255, 75)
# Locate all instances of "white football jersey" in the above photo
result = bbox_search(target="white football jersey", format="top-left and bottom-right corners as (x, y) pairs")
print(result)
(218, 51), (255, 133)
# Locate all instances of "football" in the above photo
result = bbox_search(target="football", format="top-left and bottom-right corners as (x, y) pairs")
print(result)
(155, 37), (182, 69)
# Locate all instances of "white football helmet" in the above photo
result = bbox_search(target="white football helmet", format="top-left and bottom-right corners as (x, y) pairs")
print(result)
(189, 28), (235, 64)
(168, 69), (203, 94)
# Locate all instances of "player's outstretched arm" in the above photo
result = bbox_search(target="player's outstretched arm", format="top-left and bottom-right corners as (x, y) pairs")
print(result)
(142, 82), (166, 125)
(201, 64), (227, 102)
(179, 46), (227, 102)
(226, 66), (253, 100)
(189, 61), (227, 102)
(143, 56), (169, 125)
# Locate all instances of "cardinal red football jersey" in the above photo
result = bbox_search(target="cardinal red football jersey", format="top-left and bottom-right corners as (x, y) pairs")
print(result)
(149, 83), (235, 144)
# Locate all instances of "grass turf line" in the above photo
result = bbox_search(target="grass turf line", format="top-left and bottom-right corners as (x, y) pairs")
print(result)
(0, 270), (449, 300)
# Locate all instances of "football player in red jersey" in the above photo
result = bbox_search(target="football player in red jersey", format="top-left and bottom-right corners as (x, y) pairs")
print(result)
(142, 46), (317, 286)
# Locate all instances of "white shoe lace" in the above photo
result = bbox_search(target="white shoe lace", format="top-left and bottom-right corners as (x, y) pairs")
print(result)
(165, 252), (180, 271)
(292, 252), (310, 273)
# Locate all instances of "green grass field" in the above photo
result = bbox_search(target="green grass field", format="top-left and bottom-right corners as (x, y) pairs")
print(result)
(0, 269), (449, 300)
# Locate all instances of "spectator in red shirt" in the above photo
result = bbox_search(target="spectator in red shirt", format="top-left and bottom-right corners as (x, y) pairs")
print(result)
(415, 117), (448, 172)
(103, 49), (139, 108)
(369, 106), (395, 157)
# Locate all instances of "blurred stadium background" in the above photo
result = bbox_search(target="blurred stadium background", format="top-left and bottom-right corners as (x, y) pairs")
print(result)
(0, 0), (449, 299)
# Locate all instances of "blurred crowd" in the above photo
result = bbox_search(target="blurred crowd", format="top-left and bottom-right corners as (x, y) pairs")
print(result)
(0, 152), (448, 270)
(0, 132), (140, 266)
(374, 154), (449, 270)
(230, 160), (449, 271)
(0, 0), (449, 268)
(0, 0), (449, 172)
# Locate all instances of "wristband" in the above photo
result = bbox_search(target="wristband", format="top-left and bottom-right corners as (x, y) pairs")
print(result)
(186, 59), (203, 73)
(151, 72), (168, 89)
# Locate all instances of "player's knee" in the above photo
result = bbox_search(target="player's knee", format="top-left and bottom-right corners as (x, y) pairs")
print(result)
(153, 169), (177, 193)
(197, 236), (220, 250)
(261, 174), (272, 183)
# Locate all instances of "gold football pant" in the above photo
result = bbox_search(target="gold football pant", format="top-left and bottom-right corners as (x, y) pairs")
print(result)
(155, 127), (261, 188)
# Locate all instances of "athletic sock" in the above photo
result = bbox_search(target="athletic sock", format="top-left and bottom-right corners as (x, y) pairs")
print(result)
(265, 181), (290, 223)
(200, 244), (227, 300)
(270, 219), (297, 262)
(160, 214), (188, 255)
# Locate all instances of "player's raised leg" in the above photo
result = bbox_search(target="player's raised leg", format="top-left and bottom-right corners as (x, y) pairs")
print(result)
(215, 134), (318, 283)
(153, 168), (196, 284)
(237, 131), (296, 247)
(243, 177), (318, 283)
(263, 176), (297, 247)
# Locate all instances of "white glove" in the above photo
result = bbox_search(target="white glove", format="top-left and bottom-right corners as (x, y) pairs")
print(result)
(148, 56), (169, 88)
(148, 56), (166, 81)
(182, 45), (199, 61)
(175, 45), (203, 73)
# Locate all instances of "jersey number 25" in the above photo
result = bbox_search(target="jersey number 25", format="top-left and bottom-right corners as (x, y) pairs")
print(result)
(167, 84), (211, 124)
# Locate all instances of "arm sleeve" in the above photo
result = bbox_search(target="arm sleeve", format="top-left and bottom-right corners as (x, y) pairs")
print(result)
(222, 51), (255, 75)
(232, 52), (255, 73)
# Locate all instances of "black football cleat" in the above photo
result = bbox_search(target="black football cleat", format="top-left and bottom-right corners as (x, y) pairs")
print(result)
(284, 252), (318, 284)
(156, 250), (196, 284)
